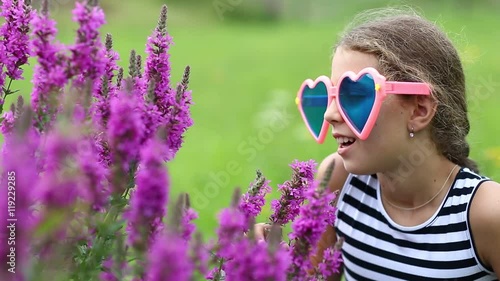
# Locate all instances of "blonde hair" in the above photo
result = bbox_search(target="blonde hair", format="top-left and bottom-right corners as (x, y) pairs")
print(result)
(336, 8), (479, 172)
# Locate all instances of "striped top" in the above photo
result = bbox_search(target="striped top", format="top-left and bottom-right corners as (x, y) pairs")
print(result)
(334, 167), (498, 280)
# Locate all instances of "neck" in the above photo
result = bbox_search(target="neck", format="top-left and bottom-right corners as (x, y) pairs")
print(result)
(377, 153), (459, 211)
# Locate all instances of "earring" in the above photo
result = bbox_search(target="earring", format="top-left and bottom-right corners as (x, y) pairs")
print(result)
(409, 126), (415, 138)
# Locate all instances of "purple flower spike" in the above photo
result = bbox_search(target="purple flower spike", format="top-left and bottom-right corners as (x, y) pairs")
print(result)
(77, 138), (109, 211)
(106, 90), (144, 172)
(100, 257), (129, 281)
(181, 208), (198, 242)
(30, 0), (70, 131)
(191, 233), (209, 276)
(0, 0), (34, 81)
(317, 247), (343, 278)
(139, 101), (162, 149)
(270, 159), (317, 225)
(0, 111), (15, 135)
(35, 130), (81, 208)
(225, 240), (290, 281)
(163, 77), (193, 160)
(100, 258), (119, 281)
(125, 137), (169, 250)
(223, 224), (291, 281)
(93, 33), (120, 131)
(144, 5), (173, 111)
(145, 232), (193, 281)
(239, 170), (271, 227)
(216, 207), (247, 259)
(70, 0), (106, 88)
(171, 193), (199, 242)
(143, 6), (194, 160)
(288, 181), (338, 280)
(0, 44), (5, 88)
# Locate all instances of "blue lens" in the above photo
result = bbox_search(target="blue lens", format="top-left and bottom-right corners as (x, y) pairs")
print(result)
(338, 74), (376, 134)
(301, 82), (328, 138)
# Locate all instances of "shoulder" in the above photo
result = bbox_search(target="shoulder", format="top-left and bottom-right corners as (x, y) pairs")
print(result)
(469, 180), (500, 273)
(317, 152), (350, 194)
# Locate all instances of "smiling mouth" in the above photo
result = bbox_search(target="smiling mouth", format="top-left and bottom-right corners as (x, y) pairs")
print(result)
(336, 137), (356, 148)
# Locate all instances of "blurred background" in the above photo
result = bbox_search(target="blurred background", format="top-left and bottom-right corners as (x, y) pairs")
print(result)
(5, 0), (500, 238)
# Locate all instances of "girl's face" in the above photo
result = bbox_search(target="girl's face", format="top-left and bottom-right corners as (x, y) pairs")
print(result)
(325, 47), (413, 175)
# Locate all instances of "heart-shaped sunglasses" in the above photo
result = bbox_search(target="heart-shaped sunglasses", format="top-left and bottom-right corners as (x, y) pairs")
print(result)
(296, 67), (431, 143)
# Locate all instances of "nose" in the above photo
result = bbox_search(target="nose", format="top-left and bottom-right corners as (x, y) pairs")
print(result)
(324, 100), (343, 126)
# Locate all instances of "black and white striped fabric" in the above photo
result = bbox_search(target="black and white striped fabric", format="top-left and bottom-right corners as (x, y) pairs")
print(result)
(334, 167), (498, 280)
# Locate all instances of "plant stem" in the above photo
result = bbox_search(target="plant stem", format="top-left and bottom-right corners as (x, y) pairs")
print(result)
(214, 257), (225, 281)
(0, 77), (14, 116)
(114, 231), (126, 280)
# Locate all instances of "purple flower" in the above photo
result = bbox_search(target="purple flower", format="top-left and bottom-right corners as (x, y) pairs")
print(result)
(100, 257), (129, 281)
(181, 208), (198, 241)
(287, 181), (337, 280)
(77, 138), (109, 211)
(223, 239), (258, 280)
(98, 33), (120, 97)
(139, 102), (162, 149)
(30, 1), (70, 131)
(249, 243), (291, 281)
(0, 128), (38, 279)
(215, 207), (247, 259)
(124, 138), (169, 250)
(143, 6), (194, 160)
(70, 1), (106, 88)
(144, 5), (173, 113)
(163, 79), (193, 160)
(100, 271), (118, 281)
(223, 239), (290, 281)
(94, 133), (112, 168)
(0, 111), (15, 135)
(317, 247), (343, 277)
(209, 220), (290, 281)
(100, 258), (119, 281)
(133, 75), (147, 99)
(90, 33), (120, 173)
(270, 159), (317, 225)
(210, 190), (253, 280)
(0, 43), (5, 88)
(239, 170), (271, 226)
(106, 90), (144, 172)
(0, 0), (34, 80)
(92, 33), (120, 131)
(34, 130), (81, 208)
(190, 233), (209, 276)
(145, 232), (193, 281)
(32, 127), (104, 224)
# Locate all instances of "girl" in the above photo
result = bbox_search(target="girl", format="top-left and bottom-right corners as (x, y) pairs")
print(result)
(258, 8), (500, 281)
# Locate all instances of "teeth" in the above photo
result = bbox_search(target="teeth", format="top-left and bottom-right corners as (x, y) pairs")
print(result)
(336, 137), (355, 144)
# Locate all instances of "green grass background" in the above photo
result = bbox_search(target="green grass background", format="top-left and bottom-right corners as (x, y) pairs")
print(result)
(2, 0), (500, 239)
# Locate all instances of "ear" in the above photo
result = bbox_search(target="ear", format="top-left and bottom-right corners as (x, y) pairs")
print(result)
(407, 95), (437, 132)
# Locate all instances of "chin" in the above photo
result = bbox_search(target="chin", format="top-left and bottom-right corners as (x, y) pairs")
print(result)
(342, 157), (376, 176)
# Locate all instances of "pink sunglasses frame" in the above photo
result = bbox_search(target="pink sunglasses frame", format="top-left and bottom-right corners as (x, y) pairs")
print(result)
(296, 67), (431, 143)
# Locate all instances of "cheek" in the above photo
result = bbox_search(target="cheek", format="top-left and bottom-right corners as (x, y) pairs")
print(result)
(364, 103), (408, 145)
(380, 98), (409, 132)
